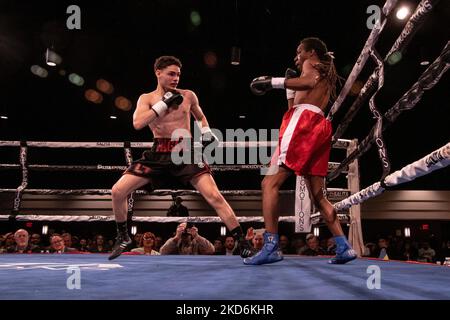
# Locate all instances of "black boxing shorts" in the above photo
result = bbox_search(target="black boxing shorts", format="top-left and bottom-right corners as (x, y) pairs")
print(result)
(124, 138), (211, 191)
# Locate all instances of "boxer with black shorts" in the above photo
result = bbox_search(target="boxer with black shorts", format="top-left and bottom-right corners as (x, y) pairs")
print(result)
(109, 56), (251, 260)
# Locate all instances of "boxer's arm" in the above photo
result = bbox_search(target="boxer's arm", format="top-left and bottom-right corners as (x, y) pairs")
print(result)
(190, 91), (214, 138)
(133, 94), (158, 130)
(285, 59), (320, 91)
(189, 91), (210, 129)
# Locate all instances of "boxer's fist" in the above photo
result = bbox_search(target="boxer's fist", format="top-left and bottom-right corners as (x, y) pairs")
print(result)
(250, 76), (285, 95)
(151, 91), (183, 116)
(162, 91), (183, 107)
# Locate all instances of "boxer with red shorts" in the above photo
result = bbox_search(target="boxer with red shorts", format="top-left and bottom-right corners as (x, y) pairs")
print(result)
(245, 37), (356, 265)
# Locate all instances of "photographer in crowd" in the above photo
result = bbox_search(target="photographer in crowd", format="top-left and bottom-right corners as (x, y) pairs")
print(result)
(160, 222), (214, 255)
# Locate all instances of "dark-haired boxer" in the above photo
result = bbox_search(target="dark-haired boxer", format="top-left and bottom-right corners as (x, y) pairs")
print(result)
(109, 55), (251, 260)
(245, 37), (356, 265)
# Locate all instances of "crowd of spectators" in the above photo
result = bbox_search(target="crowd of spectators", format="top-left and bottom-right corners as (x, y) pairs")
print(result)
(1, 226), (449, 264)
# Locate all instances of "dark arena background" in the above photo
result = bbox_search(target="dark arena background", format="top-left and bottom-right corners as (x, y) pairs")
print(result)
(0, 0), (449, 314)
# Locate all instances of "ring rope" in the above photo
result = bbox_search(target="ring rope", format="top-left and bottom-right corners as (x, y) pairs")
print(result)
(327, 40), (450, 182)
(327, 0), (398, 120)
(331, 0), (440, 142)
(0, 139), (352, 150)
(0, 188), (350, 197)
(0, 214), (351, 224)
(368, 49), (391, 184)
(0, 162), (345, 173)
(333, 142), (450, 211)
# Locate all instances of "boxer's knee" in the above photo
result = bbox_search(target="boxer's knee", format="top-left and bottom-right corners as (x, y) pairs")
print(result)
(317, 199), (337, 224)
(205, 190), (225, 208)
(261, 175), (279, 193)
(111, 183), (128, 201)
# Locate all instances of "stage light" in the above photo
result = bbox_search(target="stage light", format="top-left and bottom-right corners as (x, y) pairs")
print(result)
(204, 51), (218, 68)
(231, 46), (241, 65)
(96, 79), (114, 94)
(387, 51), (402, 65)
(30, 65), (48, 78)
(46, 48), (62, 66)
(115, 96), (132, 111)
(404, 227), (411, 237)
(69, 73), (85, 86)
(190, 11), (201, 26)
(84, 89), (103, 104)
(396, 6), (410, 20)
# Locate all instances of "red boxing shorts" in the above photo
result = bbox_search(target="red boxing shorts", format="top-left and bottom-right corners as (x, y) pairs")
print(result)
(274, 104), (332, 177)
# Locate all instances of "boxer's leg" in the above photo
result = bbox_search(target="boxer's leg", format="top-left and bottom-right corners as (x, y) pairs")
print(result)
(109, 173), (151, 260)
(243, 166), (292, 265)
(191, 173), (253, 258)
(308, 175), (356, 264)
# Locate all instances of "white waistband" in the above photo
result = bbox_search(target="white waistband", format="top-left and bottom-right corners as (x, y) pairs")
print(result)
(292, 104), (324, 116)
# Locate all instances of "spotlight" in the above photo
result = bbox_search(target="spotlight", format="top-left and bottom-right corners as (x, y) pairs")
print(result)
(42, 225), (48, 235)
(1, 116), (8, 120)
(96, 79), (114, 94)
(30, 65), (48, 78)
(190, 11), (201, 26)
(110, 115), (117, 120)
(84, 89), (103, 104)
(231, 46), (241, 65)
(396, 6), (410, 20)
(420, 60), (430, 66)
(387, 51), (402, 66)
(220, 226), (226, 236)
(114, 96), (132, 111)
(404, 227), (411, 237)
(131, 225), (137, 235)
(204, 51), (218, 68)
(69, 73), (85, 86)
(45, 48), (62, 66)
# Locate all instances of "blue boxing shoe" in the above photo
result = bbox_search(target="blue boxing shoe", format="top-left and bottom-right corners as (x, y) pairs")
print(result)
(243, 232), (283, 265)
(328, 236), (357, 264)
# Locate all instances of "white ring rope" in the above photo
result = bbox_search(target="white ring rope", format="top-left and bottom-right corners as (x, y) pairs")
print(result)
(0, 139), (352, 149)
(0, 162), (345, 173)
(0, 214), (351, 223)
(334, 142), (450, 211)
(327, 0), (398, 120)
(327, 40), (450, 182)
(331, 0), (440, 140)
(0, 188), (349, 197)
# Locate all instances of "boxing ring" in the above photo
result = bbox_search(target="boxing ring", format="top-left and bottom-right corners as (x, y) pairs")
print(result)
(1, 0), (450, 301)
(0, 254), (449, 300)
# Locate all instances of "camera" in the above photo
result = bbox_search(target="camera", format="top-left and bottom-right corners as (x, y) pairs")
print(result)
(182, 222), (194, 236)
